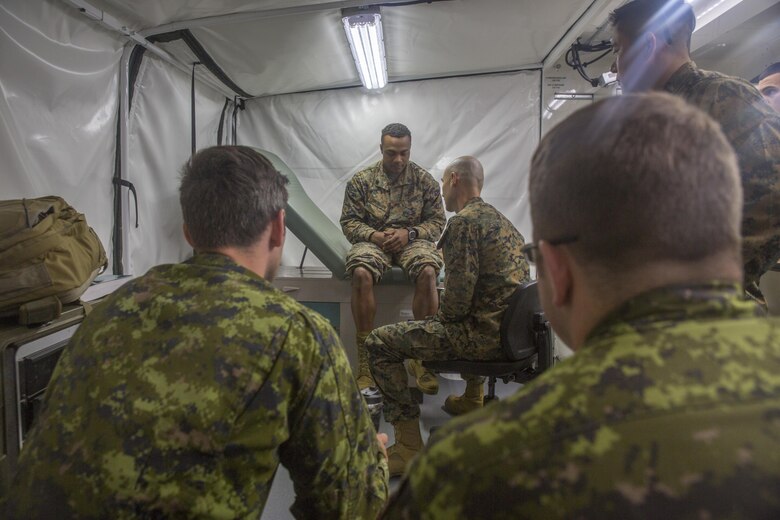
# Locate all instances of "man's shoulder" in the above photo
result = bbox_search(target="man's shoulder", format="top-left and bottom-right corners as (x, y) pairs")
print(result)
(407, 161), (436, 183)
(350, 161), (383, 184)
(677, 65), (764, 107)
(429, 311), (780, 445)
(98, 261), (332, 339)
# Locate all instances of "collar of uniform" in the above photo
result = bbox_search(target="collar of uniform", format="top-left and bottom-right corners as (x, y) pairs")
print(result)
(186, 251), (271, 285)
(436, 197), (484, 248)
(585, 282), (758, 345)
(378, 160), (410, 187)
(663, 60), (698, 94)
(462, 196), (483, 209)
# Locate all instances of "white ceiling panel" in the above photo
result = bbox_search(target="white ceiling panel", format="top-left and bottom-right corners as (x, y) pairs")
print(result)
(115, 0), (597, 98)
(190, 9), (359, 97)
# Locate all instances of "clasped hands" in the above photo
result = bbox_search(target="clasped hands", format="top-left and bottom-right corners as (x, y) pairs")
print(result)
(371, 228), (409, 254)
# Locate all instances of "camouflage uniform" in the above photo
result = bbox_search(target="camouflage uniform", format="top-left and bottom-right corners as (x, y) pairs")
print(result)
(381, 283), (780, 519)
(340, 160), (445, 281)
(366, 198), (529, 423)
(664, 61), (780, 286)
(5, 253), (388, 519)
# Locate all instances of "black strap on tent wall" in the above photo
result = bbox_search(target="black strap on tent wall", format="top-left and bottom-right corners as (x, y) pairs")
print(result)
(111, 43), (145, 275)
(147, 30), (252, 99)
(231, 97), (245, 145)
(191, 62), (201, 155)
(217, 99), (230, 145)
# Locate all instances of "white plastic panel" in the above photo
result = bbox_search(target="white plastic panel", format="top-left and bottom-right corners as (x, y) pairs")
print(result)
(126, 54), (227, 275)
(0, 0), (124, 267)
(239, 71), (541, 268)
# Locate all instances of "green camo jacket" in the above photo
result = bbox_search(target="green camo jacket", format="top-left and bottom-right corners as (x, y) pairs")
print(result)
(5, 253), (388, 519)
(664, 62), (780, 285)
(340, 160), (445, 244)
(383, 283), (780, 519)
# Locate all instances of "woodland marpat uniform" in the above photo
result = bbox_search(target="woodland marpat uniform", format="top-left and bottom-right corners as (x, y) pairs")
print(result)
(367, 197), (529, 423)
(664, 61), (780, 285)
(382, 284), (780, 519)
(5, 253), (388, 519)
(340, 160), (445, 281)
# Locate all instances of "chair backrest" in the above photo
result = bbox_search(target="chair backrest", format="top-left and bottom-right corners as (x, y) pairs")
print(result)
(500, 280), (544, 361)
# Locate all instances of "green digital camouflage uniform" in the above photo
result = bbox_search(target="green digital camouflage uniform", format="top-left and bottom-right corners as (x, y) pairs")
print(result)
(664, 62), (780, 286)
(382, 283), (780, 519)
(340, 160), (445, 281)
(366, 198), (529, 423)
(4, 253), (388, 519)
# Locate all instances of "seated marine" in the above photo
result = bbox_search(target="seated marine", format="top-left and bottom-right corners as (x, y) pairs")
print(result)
(366, 156), (530, 477)
(340, 123), (445, 398)
(381, 93), (780, 518)
(4, 146), (388, 519)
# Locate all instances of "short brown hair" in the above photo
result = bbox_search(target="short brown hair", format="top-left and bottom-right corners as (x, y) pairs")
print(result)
(180, 146), (289, 250)
(529, 93), (742, 273)
(610, 0), (696, 50)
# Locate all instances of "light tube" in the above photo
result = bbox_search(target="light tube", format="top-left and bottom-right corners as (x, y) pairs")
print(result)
(342, 11), (388, 90)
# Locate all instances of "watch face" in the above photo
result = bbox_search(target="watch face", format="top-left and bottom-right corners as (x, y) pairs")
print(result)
(409, 228), (417, 240)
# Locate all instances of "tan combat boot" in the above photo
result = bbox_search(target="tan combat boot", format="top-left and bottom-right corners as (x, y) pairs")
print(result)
(388, 419), (423, 477)
(356, 333), (377, 391)
(407, 359), (439, 395)
(442, 378), (484, 416)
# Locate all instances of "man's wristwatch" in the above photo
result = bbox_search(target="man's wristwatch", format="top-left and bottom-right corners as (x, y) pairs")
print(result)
(408, 227), (418, 242)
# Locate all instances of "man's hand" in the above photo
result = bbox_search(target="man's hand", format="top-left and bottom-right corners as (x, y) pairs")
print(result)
(376, 433), (389, 460)
(382, 228), (409, 253)
(370, 231), (390, 248)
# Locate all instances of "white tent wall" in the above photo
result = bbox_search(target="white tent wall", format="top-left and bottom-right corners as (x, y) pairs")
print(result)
(0, 0), (124, 264)
(126, 54), (228, 276)
(239, 71), (541, 268)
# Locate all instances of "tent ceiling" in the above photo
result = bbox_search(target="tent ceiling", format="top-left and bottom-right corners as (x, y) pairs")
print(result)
(85, 0), (603, 98)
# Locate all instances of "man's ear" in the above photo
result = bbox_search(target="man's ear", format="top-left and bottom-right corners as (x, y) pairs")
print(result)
(641, 31), (658, 62)
(183, 223), (194, 248)
(539, 241), (573, 307)
(269, 209), (286, 248)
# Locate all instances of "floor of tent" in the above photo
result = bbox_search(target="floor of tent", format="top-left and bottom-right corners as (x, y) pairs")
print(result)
(260, 375), (522, 518)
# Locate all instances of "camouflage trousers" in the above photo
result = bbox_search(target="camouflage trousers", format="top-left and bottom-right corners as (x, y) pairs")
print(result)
(345, 240), (442, 283)
(366, 319), (497, 424)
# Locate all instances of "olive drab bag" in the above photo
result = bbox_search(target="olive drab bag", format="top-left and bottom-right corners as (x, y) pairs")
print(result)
(0, 197), (107, 324)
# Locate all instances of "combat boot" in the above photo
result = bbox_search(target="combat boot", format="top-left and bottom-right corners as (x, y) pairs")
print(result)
(388, 419), (423, 477)
(356, 338), (377, 391)
(407, 359), (439, 395)
(443, 378), (484, 416)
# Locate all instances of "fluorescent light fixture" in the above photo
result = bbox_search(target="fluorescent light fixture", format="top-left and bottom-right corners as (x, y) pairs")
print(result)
(687, 0), (745, 31)
(342, 7), (388, 90)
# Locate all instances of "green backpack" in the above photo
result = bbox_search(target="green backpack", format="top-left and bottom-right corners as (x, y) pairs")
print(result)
(0, 197), (108, 324)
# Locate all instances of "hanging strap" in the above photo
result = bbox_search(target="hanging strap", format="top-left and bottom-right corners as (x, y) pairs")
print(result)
(217, 98), (230, 145)
(191, 62), (201, 155)
(113, 178), (139, 228)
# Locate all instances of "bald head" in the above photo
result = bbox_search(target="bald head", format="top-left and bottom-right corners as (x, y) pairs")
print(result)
(446, 156), (484, 189)
(441, 156), (485, 213)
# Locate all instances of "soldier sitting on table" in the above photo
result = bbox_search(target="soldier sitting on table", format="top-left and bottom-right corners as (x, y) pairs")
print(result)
(366, 155), (530, 477)
(340, 123), (445, 399)
(381, 93), (780, 518)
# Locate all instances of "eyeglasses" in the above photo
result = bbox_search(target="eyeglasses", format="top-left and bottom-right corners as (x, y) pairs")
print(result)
(521, 235), (578, 264)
